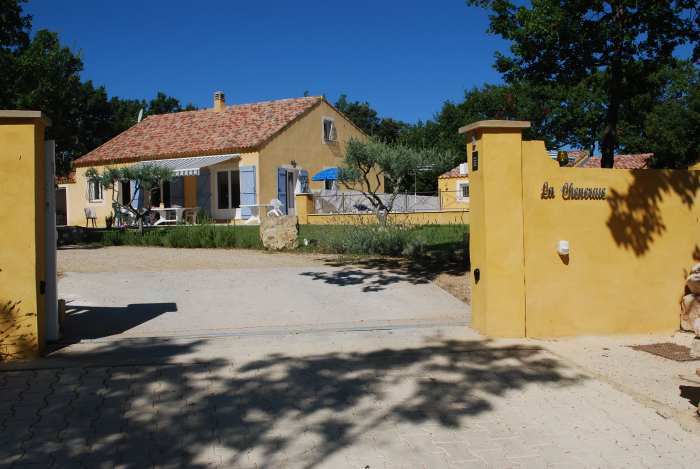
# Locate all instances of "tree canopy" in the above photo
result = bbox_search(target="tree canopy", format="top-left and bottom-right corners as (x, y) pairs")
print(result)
(86, 164), (174, 231)
(340, 138), (454, 221)
(0, 0), (196, 175)
(3, 0), (698, 179)
(467, 0), (700, 167)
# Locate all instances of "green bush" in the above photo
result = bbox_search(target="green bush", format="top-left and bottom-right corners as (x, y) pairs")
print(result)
(95, 222), (467, 260)
(98, 225), (262, 250)
(298, 223), (468, 259)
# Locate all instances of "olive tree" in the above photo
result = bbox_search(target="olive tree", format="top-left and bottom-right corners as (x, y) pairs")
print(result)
(339, 138), (453, 223)
(85, 164), (173, 232)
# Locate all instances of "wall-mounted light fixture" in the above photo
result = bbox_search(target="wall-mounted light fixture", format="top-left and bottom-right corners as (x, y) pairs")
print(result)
(290, 160), (297, 168)
(557, 240), (570, 256)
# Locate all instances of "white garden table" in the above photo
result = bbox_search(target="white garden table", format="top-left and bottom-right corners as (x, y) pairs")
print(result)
(151, 207), (197, 225)
(239, 204), (275, 225)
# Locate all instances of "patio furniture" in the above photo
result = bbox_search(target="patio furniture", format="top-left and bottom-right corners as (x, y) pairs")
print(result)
(112, 203), (135, 227)
(151, 206), (198, 225)
(84, 207), (97, 228)
(267, 199), (284, 217)
(182, 207), (199, 225)
(240, 203), (274, 225)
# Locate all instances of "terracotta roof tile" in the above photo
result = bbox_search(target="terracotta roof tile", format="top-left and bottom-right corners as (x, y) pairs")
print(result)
(579, 153), (652, 169)
(74, 96), (323, 166)
(439, 164), (469, 179)
(55, 171), (76, 184)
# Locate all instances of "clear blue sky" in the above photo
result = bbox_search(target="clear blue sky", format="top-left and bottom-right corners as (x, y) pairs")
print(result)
(25, 0), (509, 123)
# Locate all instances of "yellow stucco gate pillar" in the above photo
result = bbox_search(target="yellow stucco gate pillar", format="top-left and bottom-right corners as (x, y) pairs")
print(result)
(461, 118), (699, 338)
(459, 120), (531, 337)
(0, 110), (51, 359)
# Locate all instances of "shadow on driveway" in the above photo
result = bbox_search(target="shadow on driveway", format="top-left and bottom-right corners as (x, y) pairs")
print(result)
(22, 337), (583, 467)
(300, 256), (468, 293)
(60, 302), (178, 342)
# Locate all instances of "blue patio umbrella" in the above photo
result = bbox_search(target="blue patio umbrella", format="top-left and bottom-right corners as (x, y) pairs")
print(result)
(311, 167), (340, 181)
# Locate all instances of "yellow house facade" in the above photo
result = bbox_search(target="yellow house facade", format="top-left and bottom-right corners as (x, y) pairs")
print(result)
(438, 163), (470, 210)
(66, 93), (371, 227)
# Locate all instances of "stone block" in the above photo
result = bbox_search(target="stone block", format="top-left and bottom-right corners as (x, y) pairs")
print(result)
(260, 215), (298, 251)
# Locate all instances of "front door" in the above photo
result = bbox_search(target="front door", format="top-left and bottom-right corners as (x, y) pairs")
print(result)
(277, 168), (298, 215)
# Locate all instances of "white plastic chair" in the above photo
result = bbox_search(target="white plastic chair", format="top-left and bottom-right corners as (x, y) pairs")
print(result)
(84, 207), (97, 228)
(267, 199), (284, 217)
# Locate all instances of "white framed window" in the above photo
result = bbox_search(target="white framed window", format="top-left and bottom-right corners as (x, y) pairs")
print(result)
(87, 180), (103, 202)
(457, 182), (470, 201)
(322, 117), (337, 143)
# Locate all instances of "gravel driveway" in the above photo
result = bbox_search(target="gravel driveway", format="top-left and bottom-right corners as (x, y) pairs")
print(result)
(58, 247), (469, 341)
(3, 246), (693, 467)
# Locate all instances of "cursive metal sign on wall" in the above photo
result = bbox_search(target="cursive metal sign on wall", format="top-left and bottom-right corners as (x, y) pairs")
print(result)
(540, 182), (607, 200)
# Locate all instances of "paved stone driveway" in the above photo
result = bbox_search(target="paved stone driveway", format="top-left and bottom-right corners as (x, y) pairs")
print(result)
(2, 248), (698, 467)
(4, 327), (700, 468)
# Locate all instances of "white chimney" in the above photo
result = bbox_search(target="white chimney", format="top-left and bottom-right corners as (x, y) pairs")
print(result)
(213, 91), (225, 111)
(459, 163), (468, 176)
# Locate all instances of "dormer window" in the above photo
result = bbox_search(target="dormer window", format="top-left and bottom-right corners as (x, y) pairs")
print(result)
(322, 118), (337, 143)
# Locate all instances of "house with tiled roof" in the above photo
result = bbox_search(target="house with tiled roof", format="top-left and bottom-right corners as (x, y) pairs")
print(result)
(64, 92), (370, 226)
(547, 149), (652, 169)
(577, 153), (652, 169)
(437, 163), (470, 210)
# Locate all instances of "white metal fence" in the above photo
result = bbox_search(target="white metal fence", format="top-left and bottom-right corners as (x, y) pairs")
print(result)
(311, 190), (466, 214)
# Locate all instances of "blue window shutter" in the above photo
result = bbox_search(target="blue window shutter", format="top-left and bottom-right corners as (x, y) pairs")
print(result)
(240, 166), (256, 218)
(277, 168), (287, 214)
(170, 177), (184, 207)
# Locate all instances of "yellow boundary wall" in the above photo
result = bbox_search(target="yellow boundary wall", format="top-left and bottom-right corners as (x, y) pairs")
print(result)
(463, 120), (700, 338)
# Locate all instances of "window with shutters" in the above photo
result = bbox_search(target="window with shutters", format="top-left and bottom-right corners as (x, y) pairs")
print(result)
(322, 118), (337, 143)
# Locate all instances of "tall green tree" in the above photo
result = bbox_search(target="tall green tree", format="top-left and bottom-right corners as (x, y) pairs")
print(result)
(147, 91), (196, 116)
(468, 0), (700, 167)
(13, 29), (89, 173)
(1, 0), (197, 174)
(335, 94), (408, 143)
(0, 0), (30, 107)
(618, 60), (700, 168)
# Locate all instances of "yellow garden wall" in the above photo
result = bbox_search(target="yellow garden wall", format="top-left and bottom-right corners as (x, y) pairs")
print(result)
(0, 112), (49, 359)
(521, 141), (699, 337)
(463, 119), (700, 338)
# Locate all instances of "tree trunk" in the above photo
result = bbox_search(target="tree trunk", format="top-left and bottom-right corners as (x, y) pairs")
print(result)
(600, 85), (620, 169)
(601, 3), (624, 169)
